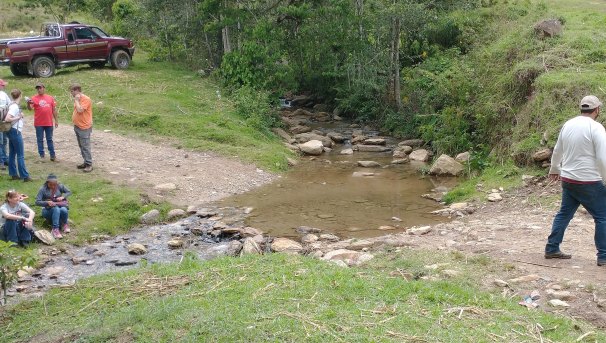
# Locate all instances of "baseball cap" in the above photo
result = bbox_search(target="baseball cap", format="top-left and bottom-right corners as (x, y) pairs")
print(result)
(580, 95), (602, 110)
(46, 174), (58, 182)
(35, 82), (45, 89)
(0, 79), (7, 87)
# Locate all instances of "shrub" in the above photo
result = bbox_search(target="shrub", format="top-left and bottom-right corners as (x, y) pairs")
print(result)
(232, 86), (278, 133)
(0, 242), (37, 305)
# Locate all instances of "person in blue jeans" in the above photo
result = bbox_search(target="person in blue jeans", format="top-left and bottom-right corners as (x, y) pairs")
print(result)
(0, 189), (35, 247)
(4, 89), (31, 182)
(546, 95), (606, 266)
(35, 174), (71, 239)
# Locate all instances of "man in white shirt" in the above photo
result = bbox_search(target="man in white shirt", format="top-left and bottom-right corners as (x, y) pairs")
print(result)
(0, 80), (10, 170)
(546, 95), (606, 266)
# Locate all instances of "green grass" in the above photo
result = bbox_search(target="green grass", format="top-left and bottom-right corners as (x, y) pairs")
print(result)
(1, 154), (171, 245)
(0, 251), (602, 342)
(0, 51), (292, 171)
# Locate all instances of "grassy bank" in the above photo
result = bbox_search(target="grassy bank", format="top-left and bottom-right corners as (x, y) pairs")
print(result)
(0, 51), (292, 171)
(1, 251), (602, 342)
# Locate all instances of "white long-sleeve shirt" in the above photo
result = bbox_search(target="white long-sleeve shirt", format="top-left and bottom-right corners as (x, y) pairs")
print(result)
(549, 115), (606, 182)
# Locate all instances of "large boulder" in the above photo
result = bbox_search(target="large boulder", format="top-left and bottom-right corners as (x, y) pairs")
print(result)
(534, 19), (563, 38)
(361, 138), (386, 146)
(393, 146), (412, 158)
(295, 132), (333, 147)
(327, 132), (346, 143)
(323, 249), (374, 267)
(241, 237), (262, 255)
(299, 140), (324, 155)
(127, 243), (147, 255)
(290, 125), (312, 134)
(532, 148), (552, 162)
(167, 208), (186, 219)
(409, 149), (430, 162)
(429, 154), (464, 176)
(271, 238), (303, 254)
(399, 139), (423, 147)
(140, 209), (160, 224)
(455, 152), (470, 163)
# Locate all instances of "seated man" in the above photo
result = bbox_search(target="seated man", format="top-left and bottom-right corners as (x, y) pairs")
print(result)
(35, 174), (71, 239)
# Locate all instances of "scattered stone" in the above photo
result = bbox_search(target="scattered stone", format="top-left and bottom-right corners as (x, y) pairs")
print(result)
(340, 148), (353, 155)
(127, 243), (147, 255)
(301, 234), (319, 244)
(327, 132), (345, 143)
(399, 139), (423, 147)
(296, 226), (322, 234)
(295, 132), (333, 147)
(287, 157), (298, 166)
(409, 149), (430, 162)
(455, 152), (470, 163)
(429, 154), (464, 176)
(299, 140), (324, 156)
(548, 299), (570, 308)
(290, 125), (312, 134)
(494, 279), (509, 287)
(320, 233), (340, 242)
(114, 259), (138, 266)
(243, 207), (254, 214)
(168, 239), (184, 249)
(222, 227), (242, 235)
(271, 238), (303, 254)
(46, 266), (65, 277)
(241, 227), (263, 238)
(323, 249), (374, 266)
(357, 161), (381, 168)
(252, 234), (265, 245)
(546, 289), (575, 301)
(393, 146), (413, 158)
(392, 217), (402, 222)
(15, 285), (29, 292)
(227, 240), (243, 256)
(532, 148), (552, 162)
(167, 209), (186, 219)
(377, 225), (396, 231)
(154, 183), (177, 191)
(191, 227), (205, 235)
(347, 239), (375, 251)
(33, 230), (55, 245)
(408, 226), (432, 235)
(361, 138), (386, 146)
(487, 193), (503, 202)
(241, 237), (262, 255)
(355, 145), (391, 153)
(508, 274), (541, 284)
(140, 209), (160, 224)
(391, 158), (410, 164)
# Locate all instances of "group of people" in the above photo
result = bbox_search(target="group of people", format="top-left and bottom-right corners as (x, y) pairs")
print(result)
(0, 79), (94, 246)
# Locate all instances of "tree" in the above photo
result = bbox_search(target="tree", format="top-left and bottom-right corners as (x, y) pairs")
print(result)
(22, 0), (86, 23)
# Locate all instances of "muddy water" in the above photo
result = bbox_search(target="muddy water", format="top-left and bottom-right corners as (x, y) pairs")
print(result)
(219, 125), (457, 239)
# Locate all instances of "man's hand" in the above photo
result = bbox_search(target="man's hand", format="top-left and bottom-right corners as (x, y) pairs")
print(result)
(548, 173), (561, 182)
(54, 122), (59, 128)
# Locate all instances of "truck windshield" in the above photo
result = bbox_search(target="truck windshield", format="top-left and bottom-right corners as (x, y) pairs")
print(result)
(41, 23), (60, 38)
(91, 27), (109, 38)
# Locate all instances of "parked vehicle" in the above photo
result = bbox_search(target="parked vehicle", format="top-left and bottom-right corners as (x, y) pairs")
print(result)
(0, 22), (135, 77)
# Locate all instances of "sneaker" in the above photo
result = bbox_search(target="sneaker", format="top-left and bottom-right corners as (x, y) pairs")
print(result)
(544, 251), (572, 259)
(62, 224), (70, 233)
(23, 177), (32, 182)
(50, 156), (56, 161)
(40, 155), (45, 159)
(598, 260), (606, 266)
(77, 163), (87, 169)
(83, 165), (93, 173)
(10, 175), (20, 180)
(51, 228), (63, 239)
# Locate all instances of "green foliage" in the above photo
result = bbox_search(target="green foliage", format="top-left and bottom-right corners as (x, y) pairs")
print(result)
(232, 86), (278, 133)
(0, 241), (37, 305)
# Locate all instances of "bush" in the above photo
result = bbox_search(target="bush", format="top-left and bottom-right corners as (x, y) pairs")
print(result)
(232, 86), (278, 133)
(0, 241), (37, 305)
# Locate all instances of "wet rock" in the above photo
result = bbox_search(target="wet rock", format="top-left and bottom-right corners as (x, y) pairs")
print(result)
(191, 227), (205, 235)
(197, 208), (219, 218)
(327, 132), (345, 143)
(141, 209), (160, 224)
(301, 234), (319, 244)
(296, 226), (322, 234)
(357, 161), (381, 168)
(408, 226), (432, 235)
(429, 154), (464, 176)
(320, 233), (340, 242)
(167, 209), (186, 219)
(299, 140), (324, 156)
(222, 227), (243, 235)
(487, 193), (503, 202)
(362, 138), (386, 146)
(422, 193), (444, 202)
(114, 259), (138, 266)
(532, 148), (552, 162)
(323, 249), (374, 266)
(205, 242), (231, 258)
(391, 158), (410, 164)
(295, 132), (333, 148)
(154, 183), (177, 191)
(271, 238), (303, 254)
(399, 139), (423, 147)
(287, 158), (298, 166)
(352, 172), (375, 177)
(46, 266), (65, 278)
(241, 227), (263, 238)
(127, 243), (147, 255)
(409, 149), (430, 162)
(243, 207), (254, 214)
(252, 234), (265, 245)
(508, 274), (541, 284)
(227, 240), (243, 256)
(241, 238), (262, 255)
(356, 145), (390, 153)
(377, 225), (396, 231)
(548, 299), (570, 308)
(340, 148), (353, 155)
(393, 146), (412, 158)
(311, 250), (324, 258)
(290, 125), (312, 134)
(168, 239), (184, 249)
(455, 152), (470, 163)
(71, 256), (88, 265)
(346, 239), (375, 251)
(16, 285), (29, 292)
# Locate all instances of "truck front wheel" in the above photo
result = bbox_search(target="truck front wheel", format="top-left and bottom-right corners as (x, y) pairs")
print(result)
(10, 63), (29, 76)
(32, 56), (55, 78)
(111, 50), (131, 69)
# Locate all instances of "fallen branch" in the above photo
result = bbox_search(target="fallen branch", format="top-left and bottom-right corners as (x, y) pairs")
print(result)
(513, 260), (562, 269)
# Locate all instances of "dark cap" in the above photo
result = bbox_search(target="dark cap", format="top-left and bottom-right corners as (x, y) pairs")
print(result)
(46, 174), (58, 182)
(35, 82), (45, 89)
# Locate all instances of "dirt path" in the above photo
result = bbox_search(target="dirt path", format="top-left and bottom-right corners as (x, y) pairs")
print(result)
(19, 118), (276, 206)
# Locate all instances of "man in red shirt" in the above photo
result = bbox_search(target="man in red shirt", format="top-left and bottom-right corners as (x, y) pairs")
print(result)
(27, 82), (58, 161)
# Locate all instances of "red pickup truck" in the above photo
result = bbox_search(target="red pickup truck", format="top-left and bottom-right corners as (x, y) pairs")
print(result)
(0, 23), (135, 78)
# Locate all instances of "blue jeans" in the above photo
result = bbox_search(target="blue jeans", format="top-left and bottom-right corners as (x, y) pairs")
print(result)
(1, 219), (32, 245)
(35, 126), (55, 158)
(7, 128), (29, 179)
(546, 181), (606, 261)
(0, 132), (7, 164)
(42, 206), (68, 229)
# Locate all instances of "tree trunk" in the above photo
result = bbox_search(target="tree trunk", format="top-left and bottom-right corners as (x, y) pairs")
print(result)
(393, 16), (401, 111)
(222, 26), (232, 54)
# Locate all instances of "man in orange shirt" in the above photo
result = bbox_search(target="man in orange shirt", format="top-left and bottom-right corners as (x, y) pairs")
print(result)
(70, 83), (93, 173)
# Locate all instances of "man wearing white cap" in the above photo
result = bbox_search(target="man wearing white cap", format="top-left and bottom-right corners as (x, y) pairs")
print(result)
(0, 80), (10, 170)
(546, 95), (606, 266)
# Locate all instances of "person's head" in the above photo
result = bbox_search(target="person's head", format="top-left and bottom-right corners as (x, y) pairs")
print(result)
(46, 174), (58, 188)
(580, 95), (602, 118)
(10, 89), (21, 101)
(69, 83), (82, 97)
(0, 79), (7, 91)
(35, 82), (45, 95)
(5, 189), (20, 204)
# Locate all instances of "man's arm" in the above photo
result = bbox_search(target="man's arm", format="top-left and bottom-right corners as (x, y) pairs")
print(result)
(52, 97), (58, 127)
(592, 124), (606, 181)
(549, 130), (564, 177)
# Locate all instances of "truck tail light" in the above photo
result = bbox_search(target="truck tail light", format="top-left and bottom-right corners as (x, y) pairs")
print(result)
(5, 48), (10, 57)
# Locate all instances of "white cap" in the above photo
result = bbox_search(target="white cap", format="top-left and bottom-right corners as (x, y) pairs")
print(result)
(580, 95), (602, 110)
